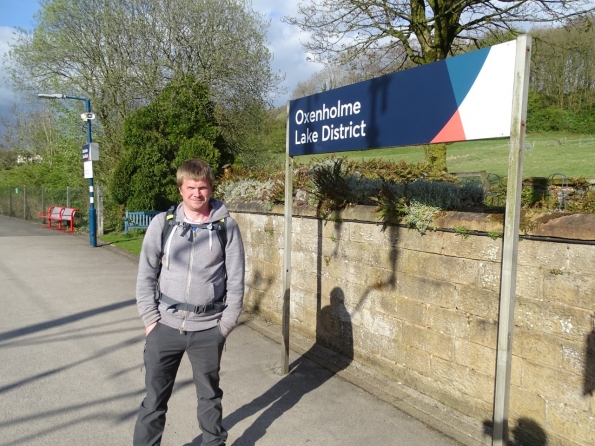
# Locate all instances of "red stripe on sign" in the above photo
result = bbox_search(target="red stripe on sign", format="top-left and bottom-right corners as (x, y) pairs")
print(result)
(431, 110), (466, 143)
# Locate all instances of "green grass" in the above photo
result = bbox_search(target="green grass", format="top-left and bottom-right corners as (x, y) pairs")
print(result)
(294, 132), (595, 179)
(99, 232), (144, 256)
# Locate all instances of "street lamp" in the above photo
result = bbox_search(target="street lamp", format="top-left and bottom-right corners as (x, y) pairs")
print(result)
(38, 93), (97, 248)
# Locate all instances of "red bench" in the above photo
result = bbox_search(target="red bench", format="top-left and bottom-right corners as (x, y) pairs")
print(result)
(38, 206), (64, 229)
(38, 206), (80, 232)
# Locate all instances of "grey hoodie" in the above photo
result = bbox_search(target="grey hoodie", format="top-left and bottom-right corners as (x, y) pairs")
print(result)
(136, 199), (245, 338)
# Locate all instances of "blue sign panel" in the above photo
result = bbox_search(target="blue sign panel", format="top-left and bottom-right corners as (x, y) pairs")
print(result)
(288, 41), (516, 156)
(82, 144), (90, 162)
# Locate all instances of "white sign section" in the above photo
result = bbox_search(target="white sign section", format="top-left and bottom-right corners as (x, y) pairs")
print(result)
(83, 161), (94, 179)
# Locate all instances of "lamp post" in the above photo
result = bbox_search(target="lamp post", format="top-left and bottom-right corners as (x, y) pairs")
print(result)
(38, 93), (97, 247)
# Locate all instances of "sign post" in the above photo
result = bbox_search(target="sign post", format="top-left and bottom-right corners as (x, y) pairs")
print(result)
(79, 98), (98, 248)
(492, 34), (532, 446)
(283, 36), (531, 444)
(282, 102), (293, 374)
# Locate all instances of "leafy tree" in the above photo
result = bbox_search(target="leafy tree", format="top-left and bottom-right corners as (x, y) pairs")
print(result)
(262, 107), (289, 156)
(519, 17), (595, 133)
(5, 0), (282, 180)
(530, 18), (595, 113)
(0, 148), (21, 172)
(111, 77), (224, 211)
(0, 103), (87, 188)
(285, 0), (595, 169)
(236, 105), (288, 168)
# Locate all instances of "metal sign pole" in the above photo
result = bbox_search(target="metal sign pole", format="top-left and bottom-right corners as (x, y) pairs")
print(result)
(82, 98), (97, 248)
(492, 34), (532, 446)
(281, 100), (293, 374)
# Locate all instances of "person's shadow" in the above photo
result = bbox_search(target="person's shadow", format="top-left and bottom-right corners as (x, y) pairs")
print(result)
(483, 417), (548, 445)
(510, 418), (548, 446)
(211, 286), (353, 446)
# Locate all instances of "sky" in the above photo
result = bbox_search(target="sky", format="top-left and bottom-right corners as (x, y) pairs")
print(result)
(0, 0), (324, 132)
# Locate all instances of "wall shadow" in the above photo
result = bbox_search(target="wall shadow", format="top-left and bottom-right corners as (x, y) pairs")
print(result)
(483, 417), (548, 446)
(186, 286), (353, 446)
(321, 217), (399, 319)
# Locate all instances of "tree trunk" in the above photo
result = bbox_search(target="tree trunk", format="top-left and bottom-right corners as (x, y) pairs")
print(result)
(424, 143), (447, 172)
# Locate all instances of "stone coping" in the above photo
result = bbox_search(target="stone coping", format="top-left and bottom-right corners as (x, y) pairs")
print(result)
(226, 201), (595, 242)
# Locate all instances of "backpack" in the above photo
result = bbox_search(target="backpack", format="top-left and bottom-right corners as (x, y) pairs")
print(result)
(160, 205), (227, 259)
(156, 205), (228, 315)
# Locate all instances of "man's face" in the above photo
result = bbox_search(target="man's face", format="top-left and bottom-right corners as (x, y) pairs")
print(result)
(179, 178), (212, 215)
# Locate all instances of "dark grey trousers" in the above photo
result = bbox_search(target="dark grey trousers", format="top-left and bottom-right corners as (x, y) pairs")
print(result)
(133, 323), (227, 446)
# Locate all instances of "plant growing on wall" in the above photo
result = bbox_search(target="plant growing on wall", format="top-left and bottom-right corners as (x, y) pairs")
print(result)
(371, 178), (407, 230)
(216, 156), (489, 229)
(403, 202), (440, 234)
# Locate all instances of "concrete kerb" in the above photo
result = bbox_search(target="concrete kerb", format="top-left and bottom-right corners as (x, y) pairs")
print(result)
(84, 226), (491, 446)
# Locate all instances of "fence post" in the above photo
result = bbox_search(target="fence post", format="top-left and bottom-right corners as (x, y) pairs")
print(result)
(8, 186), (12, 217)
(67, 186), (70, 208)
(23, 186), (27, 220)
(41, 186), (45, 213)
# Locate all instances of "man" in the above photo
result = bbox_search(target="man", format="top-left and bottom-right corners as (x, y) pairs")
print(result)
(133, 159), (245, 446)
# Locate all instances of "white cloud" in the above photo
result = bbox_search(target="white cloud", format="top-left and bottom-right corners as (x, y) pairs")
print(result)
(252, 0), (324, 106)
(0, 26), (22, 133)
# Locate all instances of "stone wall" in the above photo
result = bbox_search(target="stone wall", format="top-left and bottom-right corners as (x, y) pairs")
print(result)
(230, 203), (595, 446)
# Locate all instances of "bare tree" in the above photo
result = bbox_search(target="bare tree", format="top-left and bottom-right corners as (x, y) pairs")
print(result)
(292, 65), (352, 99)
(285, 0), (595, 69)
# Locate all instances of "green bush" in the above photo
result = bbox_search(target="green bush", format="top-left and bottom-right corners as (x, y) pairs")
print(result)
(527, 92), (595, 134)
(111, 76), (226, 212)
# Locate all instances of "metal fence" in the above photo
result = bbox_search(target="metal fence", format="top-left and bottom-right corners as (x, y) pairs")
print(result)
(0, 186), (90, 229)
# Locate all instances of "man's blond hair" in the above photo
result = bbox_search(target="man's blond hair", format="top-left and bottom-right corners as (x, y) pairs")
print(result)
(176, 159), (215, 188)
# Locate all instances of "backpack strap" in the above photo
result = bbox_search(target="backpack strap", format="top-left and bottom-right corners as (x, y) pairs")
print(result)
(155, 205), (176, 303)
(215, 218), (227, 296)
(177, 218), (226, 254)
(214, 218), (227, 262)
(160, 205), (177, 257)
(159, 292), (227, 314)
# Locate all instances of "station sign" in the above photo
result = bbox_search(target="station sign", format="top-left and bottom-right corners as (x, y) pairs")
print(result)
(288, 40), (517, 156)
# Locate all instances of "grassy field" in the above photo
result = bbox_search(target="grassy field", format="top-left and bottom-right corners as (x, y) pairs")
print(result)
(294, 133), (595, 179)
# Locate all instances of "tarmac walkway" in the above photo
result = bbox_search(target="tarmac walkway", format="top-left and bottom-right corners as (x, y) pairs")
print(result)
(0, 214), (486, 445)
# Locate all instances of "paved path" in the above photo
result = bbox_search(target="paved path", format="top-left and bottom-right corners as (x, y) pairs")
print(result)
(0, 215), (465, 445)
